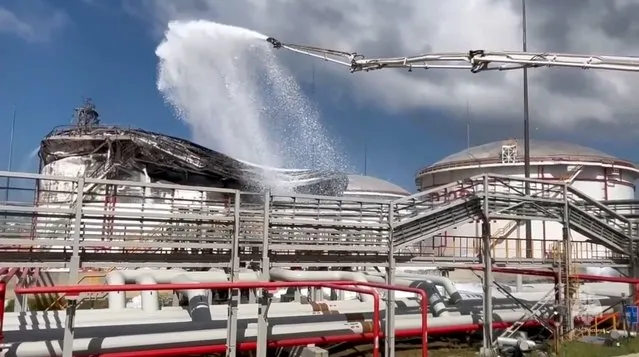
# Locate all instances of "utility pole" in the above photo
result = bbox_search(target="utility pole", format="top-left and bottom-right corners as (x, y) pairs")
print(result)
(522, 0), (533, 259)
(363, 142), (368, 175)
(4, 106), (16, 203)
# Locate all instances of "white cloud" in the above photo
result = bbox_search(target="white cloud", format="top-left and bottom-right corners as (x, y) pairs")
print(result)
(0, 2), (68, 42)
(130, 0), (639, 130)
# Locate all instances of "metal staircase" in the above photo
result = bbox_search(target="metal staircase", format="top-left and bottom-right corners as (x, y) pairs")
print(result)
(495, 285), (556, 341)
(564, 186), (632, 255)
(392, 179), (483, 249)
(390, 175), (633, 258)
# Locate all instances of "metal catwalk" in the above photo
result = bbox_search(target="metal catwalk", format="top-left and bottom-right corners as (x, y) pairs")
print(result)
(0, 170), (634, 274)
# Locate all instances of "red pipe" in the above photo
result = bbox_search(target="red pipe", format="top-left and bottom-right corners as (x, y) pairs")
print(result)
(13, 280), (381, 357)
(329, 280), (428, 357)
(322, 283), (380, 357)
(93, 321), (544, 357)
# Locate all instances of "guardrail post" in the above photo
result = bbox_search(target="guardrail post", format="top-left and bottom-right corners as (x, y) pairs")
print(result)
(226, 191), (241, 357)
(256, 190), (271, 357)
(69, 177), (84, 284)
(62, 297), (78, 357)
(385, 203), (396, 357)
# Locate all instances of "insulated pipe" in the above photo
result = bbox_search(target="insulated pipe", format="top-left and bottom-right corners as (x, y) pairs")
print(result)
(95, 321), (544, 357)
(358, 272), (451, 316)
(408, 280), (448, 317)
(106, 269), (186, 310)
(363, 271), (462, 304)
(137, 274), (160, 312)
(2, 307), (528, 332)
(269, 269), (376, 302)
(170, 275), (210, 322)
(0, 311), (531, 357)
(107, 269), (261, 310)
(496, 337), (537, 351)
(3, 301), (396, 328)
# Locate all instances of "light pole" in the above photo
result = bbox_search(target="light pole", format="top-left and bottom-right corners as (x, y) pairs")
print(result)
(4, 106), (16, 203)
(522, 0), (533, 259)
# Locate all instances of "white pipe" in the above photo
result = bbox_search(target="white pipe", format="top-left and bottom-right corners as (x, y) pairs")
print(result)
(610, 329), (638, 340)
(106, 269), (186, 310)
(1, 311), (530, 357)
(106, 269), (262, 310)
(362, 271), (462, 304)
(269, 269), (452, 316)
(137, 274), (160, 312)
(269, 268), (376, 302)
(171, 275), (210, 322)
(496, 337), (537, 351)
(4, 300), (403, 329)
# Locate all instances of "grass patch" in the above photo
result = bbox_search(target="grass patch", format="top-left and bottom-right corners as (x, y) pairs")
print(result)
(557, 337), (639, 357)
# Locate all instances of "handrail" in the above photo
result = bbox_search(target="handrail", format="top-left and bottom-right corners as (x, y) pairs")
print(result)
(45, 267), (117, 311)
(566, 186), (630, 223)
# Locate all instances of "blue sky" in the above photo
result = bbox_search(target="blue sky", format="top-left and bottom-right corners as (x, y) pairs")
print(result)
(1, 1), (638, 192)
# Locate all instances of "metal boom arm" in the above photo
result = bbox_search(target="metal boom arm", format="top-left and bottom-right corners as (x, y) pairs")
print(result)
(265, 37), (639, 74)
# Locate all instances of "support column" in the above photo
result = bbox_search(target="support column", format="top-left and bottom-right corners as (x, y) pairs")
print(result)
(256, 191), (271, 357)
(562, 225), (574, 335)
(481, 175), (495, 357)
(69, 178), (84, 284)
(385, 204), (396, 357)
(61, 298), (78, 357)
(562, 185), (574, 336)
(628, 221), (637, 300)
(481, 219), (493, 354)
(13, 275), (27, 312)
(226, 191), (241, 357)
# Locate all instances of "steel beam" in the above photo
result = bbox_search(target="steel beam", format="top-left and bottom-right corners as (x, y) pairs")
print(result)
(226, 191), (241, 357)
(256, 191), (270, 357)
(386, 203), (396, 357)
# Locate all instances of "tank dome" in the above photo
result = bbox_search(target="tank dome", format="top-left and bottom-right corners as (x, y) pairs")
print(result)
(344, 175), (410, 200)
(419, 139), (636, 176)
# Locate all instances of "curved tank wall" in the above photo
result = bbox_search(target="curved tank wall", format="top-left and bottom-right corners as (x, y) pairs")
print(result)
(414, 140), (639, 260)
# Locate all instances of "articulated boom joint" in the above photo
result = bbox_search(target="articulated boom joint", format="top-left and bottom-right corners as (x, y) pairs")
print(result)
(267, 36), (639, 74)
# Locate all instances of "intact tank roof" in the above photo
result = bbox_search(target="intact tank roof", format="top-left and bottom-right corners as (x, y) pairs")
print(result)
(345, 175), (410, 196)
(418, 139), (636, 176)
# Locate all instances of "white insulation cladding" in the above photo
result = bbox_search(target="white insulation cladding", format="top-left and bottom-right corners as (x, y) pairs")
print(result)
(414, 139), (639, 260)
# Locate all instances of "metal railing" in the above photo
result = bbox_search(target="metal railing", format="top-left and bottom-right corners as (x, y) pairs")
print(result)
(0, 170), (633, 269)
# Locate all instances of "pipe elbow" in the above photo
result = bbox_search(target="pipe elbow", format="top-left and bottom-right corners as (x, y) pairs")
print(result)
(105, 270), (126, 285)
(426, 276), (462, 305)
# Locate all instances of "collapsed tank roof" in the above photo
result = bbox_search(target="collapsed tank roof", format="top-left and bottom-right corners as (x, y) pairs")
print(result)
(345, 175), (410, 196)
(418, 139), (637, 176)
(40, 125), (349, 195)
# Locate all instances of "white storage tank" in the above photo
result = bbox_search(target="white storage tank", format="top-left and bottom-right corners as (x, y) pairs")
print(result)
(414, 139), (639, 260)
(343, 175), (410, 201)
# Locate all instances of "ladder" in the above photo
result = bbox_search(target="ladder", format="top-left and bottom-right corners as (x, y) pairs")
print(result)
(472, 270), (556, 341)
(496, 285), (556, 340)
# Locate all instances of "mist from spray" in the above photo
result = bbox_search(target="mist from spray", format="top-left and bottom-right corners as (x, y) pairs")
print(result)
(155, 20), (346, 189)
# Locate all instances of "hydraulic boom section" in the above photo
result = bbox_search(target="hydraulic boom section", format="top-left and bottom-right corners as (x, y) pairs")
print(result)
(265, 37), (639, 74)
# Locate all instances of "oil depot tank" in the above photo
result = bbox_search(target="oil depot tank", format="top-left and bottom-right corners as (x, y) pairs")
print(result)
(415, 139), (639, 260)
(343, 175), (410, 200)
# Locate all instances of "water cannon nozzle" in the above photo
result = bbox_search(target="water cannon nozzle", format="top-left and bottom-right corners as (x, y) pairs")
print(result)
(266, 37), (282, 49)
